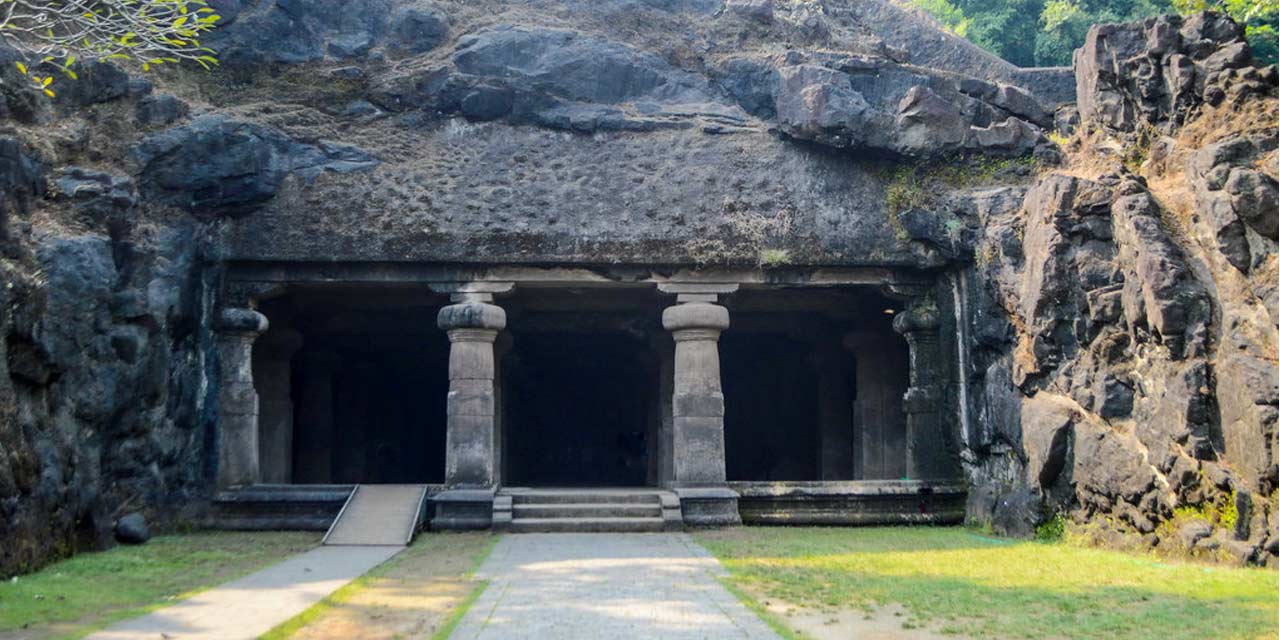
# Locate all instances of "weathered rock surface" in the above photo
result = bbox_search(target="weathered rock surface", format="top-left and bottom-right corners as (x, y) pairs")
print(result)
(1076, 12), (1277, 132)
(2, 139), (218, 573)
(131, 115), (378, 214)
(959, 13), (1277, 565)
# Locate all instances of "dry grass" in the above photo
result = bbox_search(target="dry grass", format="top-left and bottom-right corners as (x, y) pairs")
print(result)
(261, 532), (498, 640)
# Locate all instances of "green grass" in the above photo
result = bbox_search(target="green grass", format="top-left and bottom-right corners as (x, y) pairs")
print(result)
(430, 578), (491, 640)
(0, 531), (317, 639)
(696, 526), (1279, 640)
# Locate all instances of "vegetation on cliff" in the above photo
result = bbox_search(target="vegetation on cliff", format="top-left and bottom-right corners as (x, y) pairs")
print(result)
(910, 0), (1278, 65)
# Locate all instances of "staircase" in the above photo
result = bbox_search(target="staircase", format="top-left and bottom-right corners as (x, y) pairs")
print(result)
(323, 484), (428, 546)
(495, 488), (682, 533)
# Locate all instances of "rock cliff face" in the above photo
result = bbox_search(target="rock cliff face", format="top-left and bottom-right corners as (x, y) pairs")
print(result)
(0, 0), (1274, 576)
(952, 13), (1277, 565)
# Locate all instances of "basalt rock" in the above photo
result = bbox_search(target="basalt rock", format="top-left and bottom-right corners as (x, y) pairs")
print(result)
(1075, 11), (1277, 133)
(964, 13), (1277, 564)
(131, 115), (378, 214)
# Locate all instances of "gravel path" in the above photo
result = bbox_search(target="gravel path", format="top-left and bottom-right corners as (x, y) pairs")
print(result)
(450, 533), (779, 639)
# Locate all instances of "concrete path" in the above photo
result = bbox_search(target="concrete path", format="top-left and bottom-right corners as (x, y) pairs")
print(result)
(86, 545), (401, 640)
(451, 533), (779, 639)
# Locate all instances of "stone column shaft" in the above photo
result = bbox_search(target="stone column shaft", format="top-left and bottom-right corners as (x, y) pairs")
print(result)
(433, 294), (508, 531)
(216, 308), (268, 489)
(663, 297), (740, 525)
(893, 294), (955, 480)
(440, 301), (506, 488)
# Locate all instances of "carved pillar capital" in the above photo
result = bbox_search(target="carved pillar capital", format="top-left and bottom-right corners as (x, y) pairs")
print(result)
(439, 300), (506, 330)
(891, 294), (941, 337)
(217, 308), (269, 337)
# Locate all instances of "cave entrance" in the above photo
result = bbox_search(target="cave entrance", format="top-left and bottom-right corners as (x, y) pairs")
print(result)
(501, 287), (665, 487)
(721, 287), (910, 481)
(253, 286), (450, 485)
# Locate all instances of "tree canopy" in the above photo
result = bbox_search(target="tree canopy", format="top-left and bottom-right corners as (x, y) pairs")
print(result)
(0, 0), (221, 96)
(909, 0), (1279, 67)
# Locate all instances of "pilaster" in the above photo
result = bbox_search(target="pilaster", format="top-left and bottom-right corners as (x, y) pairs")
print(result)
(892, 292), (958, 480)
(216, 308), (269, 488)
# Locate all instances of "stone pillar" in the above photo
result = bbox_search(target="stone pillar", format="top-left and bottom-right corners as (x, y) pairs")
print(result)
(254, 329), (303, 484)
(659, 283), (741, 526)
(892, 293), (957, 480)
(216, 308), (269, 489)
(294, 350), (341, 484)
(429, 282), (513, 530)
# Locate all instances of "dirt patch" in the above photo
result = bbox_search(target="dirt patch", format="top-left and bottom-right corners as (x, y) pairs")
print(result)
(284, 532), (496, 640)
(742, 582), (969, 640)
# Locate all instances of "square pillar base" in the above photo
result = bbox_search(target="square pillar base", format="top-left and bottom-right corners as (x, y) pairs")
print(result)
(673, 486), (742, 526)
(431, 488), (496, 530)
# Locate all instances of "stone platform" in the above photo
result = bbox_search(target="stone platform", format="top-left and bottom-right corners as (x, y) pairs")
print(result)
(730, 480), (967, 525)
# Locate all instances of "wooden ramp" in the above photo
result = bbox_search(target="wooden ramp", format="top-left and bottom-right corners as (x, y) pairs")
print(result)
(323, 484), (427, 546)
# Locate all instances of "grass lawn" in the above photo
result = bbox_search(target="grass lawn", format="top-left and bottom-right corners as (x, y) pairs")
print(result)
(696, 526), (1279, 640)
(261, 531), (498, 640)
(0, 531), (318, 640)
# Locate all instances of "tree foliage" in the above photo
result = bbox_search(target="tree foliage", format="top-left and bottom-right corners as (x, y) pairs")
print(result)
(910, 0), (1278, 67)
(0, 0), (221, 97)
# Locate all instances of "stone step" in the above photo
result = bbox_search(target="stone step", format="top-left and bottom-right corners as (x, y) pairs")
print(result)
(512, 502), (663, 519)
(506, 490), (663, 505)
(510, 516), (667, 533)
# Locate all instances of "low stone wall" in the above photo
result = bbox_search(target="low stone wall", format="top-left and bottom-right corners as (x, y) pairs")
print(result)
(731, 481), (967, 525)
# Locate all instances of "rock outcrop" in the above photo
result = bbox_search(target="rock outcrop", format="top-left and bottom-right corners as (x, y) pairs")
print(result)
(956, 13), (1277, 565)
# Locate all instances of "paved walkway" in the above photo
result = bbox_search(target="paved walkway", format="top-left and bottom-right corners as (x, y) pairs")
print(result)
(86, 545), (401, 640)
(451, 533), (779, 639)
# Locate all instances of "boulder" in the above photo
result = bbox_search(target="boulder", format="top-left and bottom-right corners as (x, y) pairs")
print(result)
(725, 0), (773, 22)
(1020, 396), (1076, 490)
(454, 25), (714, 105)
(387, 2), (450, 56)
(895, 86), (968, 155)
(54, 167), (137, 223)
(54, 62), (130, 107)
(131, 115), (378, 213)
(114, 513), (150, 545)
(774, 64), (885, 149)
(208, 0), (393, 65)
(135, 94), (189, 129)
(1176, 519), (1212, 547)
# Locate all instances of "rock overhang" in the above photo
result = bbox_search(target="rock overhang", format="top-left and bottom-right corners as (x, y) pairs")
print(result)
(177, 0), (1076, 268)
(223, 120), (926, 266)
